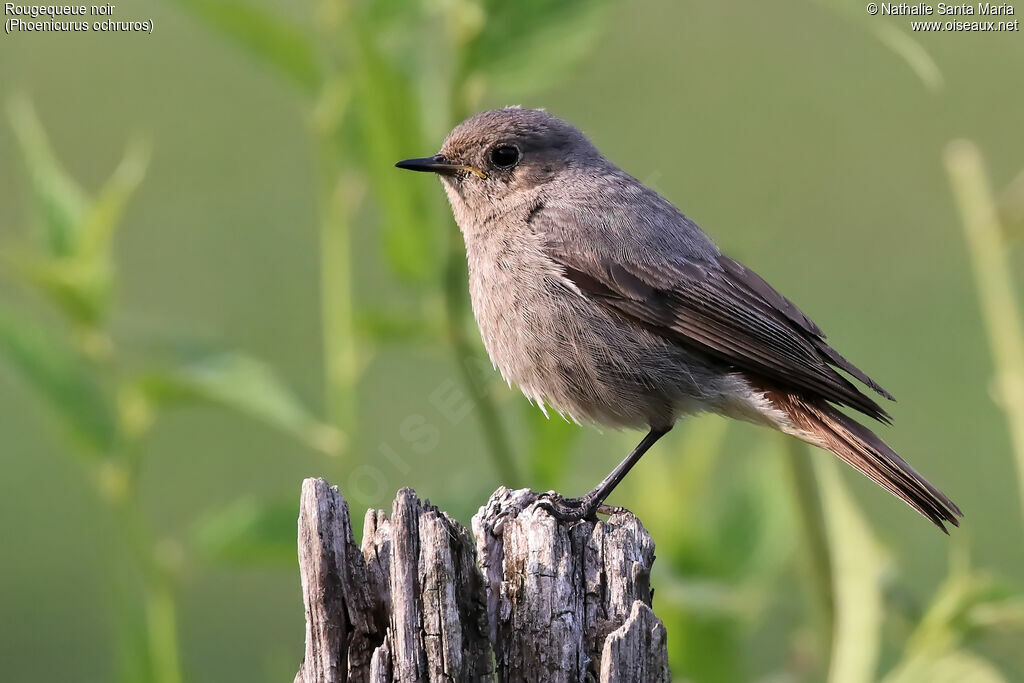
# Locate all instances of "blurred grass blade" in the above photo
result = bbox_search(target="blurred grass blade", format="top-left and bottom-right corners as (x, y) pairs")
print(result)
(140, 352), (343, 455)
(896, 549), (1024, 667)
(816, 457), (887, 683)
(945, 140), (1024, 523)
(0, 304), (117, 453)
(998, 168), (1024, 237)
(9, 254), (110, 327)
(113, 593), (154, 683)
(29, 141), (147, 326)
(80, 139), (151, 260)
(462, 0), (612, 97)
(785, 439), (835, 668)
(144, 584), (183, 683)
(317, 164), (360, 434)
(191, 495), (298, 566)
(347, 36), (441, 284)
(819, 1), (943, 92)
(8, 96), (89, 258)
(863, 21), (943, 93)
(8, 102), (147, 325)
(884, 651), (1006, 683)
(167, 0), (321, 92)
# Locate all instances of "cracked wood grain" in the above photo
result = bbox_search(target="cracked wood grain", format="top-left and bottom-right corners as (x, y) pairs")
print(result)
(295, 480), (669, 682)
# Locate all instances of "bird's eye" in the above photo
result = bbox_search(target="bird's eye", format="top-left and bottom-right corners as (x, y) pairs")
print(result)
(489, 145), (521, 169)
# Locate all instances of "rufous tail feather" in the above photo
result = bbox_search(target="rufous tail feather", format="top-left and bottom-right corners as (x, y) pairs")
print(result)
(766, 390), (962, 533)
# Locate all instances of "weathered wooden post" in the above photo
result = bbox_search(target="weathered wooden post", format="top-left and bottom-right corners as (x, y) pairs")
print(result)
(294, 478), (669, 683)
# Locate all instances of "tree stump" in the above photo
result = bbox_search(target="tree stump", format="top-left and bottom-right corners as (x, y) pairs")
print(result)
(294, 478), (669, 683)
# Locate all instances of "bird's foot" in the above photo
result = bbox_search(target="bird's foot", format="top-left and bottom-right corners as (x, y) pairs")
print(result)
(531, 491), (624, 522)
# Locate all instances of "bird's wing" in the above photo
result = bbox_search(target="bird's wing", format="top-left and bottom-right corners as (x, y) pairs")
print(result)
(535, 203), (895, 423)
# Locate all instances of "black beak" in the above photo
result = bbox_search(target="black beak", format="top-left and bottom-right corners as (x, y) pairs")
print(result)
(395, 154), (486, 178)
(395, 154), (457, 175)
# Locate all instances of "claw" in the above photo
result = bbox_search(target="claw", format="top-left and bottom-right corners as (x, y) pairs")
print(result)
(493, 491), (627, 533)
(532, 492), (601, 522)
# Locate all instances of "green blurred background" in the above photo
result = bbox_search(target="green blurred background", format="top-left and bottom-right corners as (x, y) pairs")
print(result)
(1, 0), (1023, 681)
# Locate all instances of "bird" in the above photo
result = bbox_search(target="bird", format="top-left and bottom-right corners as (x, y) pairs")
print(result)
(395, 107), (961, 532)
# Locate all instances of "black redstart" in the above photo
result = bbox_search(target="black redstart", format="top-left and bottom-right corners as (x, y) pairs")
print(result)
(396, 107), (961, 532)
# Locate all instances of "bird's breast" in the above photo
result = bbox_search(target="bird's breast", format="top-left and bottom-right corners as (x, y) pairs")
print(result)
(463, 231), (661, 427)
(460, 223), (739, 429)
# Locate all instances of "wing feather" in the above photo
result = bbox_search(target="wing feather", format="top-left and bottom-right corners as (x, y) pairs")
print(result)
(538, 209), (894, 422)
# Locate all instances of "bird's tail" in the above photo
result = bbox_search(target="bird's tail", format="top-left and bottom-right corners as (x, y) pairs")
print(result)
(767, 391), (962, 533)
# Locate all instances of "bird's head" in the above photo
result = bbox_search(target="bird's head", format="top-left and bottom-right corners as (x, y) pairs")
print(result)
(396, 107), (601, 218)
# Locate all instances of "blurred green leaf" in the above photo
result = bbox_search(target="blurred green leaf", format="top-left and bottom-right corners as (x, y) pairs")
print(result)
(346, 34), (442, 284)
(80, 139), (150, 261)
(10, 255), (111, 326)
(143, 585), (184, 683)
(0, 304), (117, 453)
(899, 554), (1024, 664)
(462, 0), (612, 98)
(191, 495), (298, 566)
(355, 309), (437, 344)
(710, 444), (793, 581)
(669, 417), (730, 516)
(11, 138), (148, 326)
(969, 596), (1024, 632)
(711, 476), (768, 575)
(946, 140), (1024, 525)
(7, 101), (149, 326)
(359, 0), (432, 33)
(639, 438), (793, 683)
(167, 0), (321, 92)
(139, 351), (343, 455)
(627, 418), (728, 537)
(884, 651), (1006, 683)
(621, 416), (729, 570)
(524, 406), (578, 489)
(8, 96), (89, 258)
(113, 594), (154, 683)
(816, 457), (888, 683)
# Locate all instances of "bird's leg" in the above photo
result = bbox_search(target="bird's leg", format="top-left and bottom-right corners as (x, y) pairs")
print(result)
(535, 425), (672, 522)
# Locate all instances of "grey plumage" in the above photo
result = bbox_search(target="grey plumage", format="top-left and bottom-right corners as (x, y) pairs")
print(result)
(396, 107), (961, 532)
